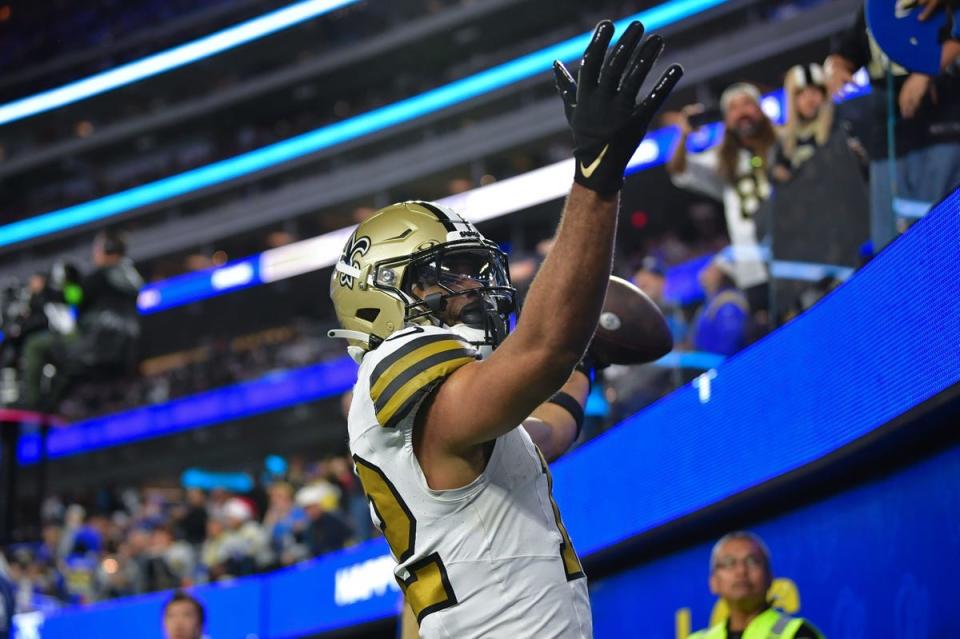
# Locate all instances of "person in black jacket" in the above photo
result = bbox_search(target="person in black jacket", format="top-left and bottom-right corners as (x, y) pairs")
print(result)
(20, 229), (143, 411)
(825, 3), (960, 250)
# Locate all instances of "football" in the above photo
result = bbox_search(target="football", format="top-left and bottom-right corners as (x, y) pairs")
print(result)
(588, 276), (673, 366)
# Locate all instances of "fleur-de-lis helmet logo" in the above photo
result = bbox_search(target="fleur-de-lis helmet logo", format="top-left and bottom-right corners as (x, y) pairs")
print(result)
(338, 234), (371, 289)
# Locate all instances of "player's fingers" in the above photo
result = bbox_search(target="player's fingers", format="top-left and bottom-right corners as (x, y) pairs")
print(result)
(634, 63), (684, 121)
(618, 35), (666, 106)
(553, 61), (577, 122)
(578, 20), (615, 90)
(598, 21), (644, 92)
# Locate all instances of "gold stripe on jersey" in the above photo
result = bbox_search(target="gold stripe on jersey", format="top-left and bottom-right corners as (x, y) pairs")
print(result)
(354, 455), (416, 561)
(375, 353), (476, 428)
(370, 336), (468, 399)
(353, 454), (459, 622)
(370, 335), (476, 428)
(537, 447), (586, 581)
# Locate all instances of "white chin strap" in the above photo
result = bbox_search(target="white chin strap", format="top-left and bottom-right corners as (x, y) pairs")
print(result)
(448, 324), (494, 360)
(327, 329), (371, 364)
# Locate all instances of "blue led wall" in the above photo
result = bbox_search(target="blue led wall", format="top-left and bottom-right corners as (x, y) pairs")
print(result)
(590, 442), (960, 638)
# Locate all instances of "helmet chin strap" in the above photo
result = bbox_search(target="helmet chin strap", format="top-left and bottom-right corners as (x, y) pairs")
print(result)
(446, 297), (503, 360)
(327, 329), (371, 364)
(447, 323), (495, 360)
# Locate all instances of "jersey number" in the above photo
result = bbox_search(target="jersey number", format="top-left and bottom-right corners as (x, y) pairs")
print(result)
(353, 455), (458, 623)
(537, 449), (585, 581)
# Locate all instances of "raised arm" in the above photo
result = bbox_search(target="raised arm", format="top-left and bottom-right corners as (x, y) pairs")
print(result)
(423, 21), (682, 458)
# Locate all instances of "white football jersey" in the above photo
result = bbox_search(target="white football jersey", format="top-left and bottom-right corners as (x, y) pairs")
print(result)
(348, 325), (592, 638)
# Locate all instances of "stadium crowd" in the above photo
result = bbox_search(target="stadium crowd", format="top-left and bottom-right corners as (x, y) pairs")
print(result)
(2, 453), (371, 611)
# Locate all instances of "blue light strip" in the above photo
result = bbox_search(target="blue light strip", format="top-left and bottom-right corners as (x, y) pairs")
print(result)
(137, 255), (262, 313)
(14, 348), (721, 462)
(652, 350), (724, 370)
(0, 0), (729, 250)
(15, 355), (358, 464)
(0, 0), (361, 127)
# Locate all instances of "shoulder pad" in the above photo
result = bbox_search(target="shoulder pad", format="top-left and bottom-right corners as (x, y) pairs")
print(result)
(364, 326), (478, 428)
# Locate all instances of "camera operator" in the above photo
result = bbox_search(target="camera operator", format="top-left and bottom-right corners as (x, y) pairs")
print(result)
(0, 266), (83, 371)
(20, 230), (143, 412)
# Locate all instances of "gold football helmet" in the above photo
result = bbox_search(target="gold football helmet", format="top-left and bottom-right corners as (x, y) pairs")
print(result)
(329, 201), (516, 361)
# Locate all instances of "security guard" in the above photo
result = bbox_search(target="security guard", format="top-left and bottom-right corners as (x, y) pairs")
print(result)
(690, 532), (824, 639)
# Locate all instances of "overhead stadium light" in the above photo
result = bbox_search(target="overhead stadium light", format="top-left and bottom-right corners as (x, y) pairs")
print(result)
(0, 0), (730, 250)
(0, 0), (362, 127)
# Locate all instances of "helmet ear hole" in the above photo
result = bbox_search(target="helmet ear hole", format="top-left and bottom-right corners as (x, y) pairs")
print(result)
(356, 308), (380, 323)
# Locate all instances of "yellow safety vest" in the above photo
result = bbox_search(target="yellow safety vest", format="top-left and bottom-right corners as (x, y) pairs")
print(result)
(689, 607), (821, 639)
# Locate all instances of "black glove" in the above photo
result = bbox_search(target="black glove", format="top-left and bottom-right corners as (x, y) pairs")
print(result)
(554, 20), (683, 195)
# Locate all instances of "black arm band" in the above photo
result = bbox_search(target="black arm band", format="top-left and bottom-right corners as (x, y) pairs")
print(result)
(547, 391), (585, 440)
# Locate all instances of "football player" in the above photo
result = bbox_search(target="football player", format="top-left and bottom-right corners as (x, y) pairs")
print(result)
(330, 20), (682, 638)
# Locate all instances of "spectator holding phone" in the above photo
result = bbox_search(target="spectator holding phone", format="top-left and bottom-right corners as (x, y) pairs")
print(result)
(665, 83), (777, 313)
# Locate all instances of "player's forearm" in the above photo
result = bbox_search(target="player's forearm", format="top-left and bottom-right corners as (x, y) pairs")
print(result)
(512, 183), (618, 375)
(525, 370), (590, 461)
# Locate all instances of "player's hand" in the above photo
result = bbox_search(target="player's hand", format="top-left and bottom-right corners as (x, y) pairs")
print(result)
(898, 73), (933, 118)
(554, 20), (683, 195)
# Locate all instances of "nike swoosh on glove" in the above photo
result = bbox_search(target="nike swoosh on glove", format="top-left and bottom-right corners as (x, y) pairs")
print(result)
(554, 20), (683, 196)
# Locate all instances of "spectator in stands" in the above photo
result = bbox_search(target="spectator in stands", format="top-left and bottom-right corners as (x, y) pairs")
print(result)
(772, 63), (839, 182)
(142, 525), (193, 593)
(199, 517), (227, 582)
(689, 531), (823, 639)
(175, 489), (208, 548)
(96, 547), (137, 600)
(262, 482), (308, 567)
(20, 229), (143, 411)
(324, 456), (371, 540)
(0, 555), (14, 639)
(825, 3), (960, 250)
(632, 255), (686, 341)
(217, 498), (268, 577)
(690, 253), (750, 357)
(295, 483), (355, 558)
(605, 256), (681, 419)
(57, 504), (90, 559)
(162, 590), (205, 639)
(665, 84), (776, 313)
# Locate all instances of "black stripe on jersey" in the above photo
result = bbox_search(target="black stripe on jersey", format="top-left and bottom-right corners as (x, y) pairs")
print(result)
(373, 346), (476, 415)
(370, 333), (459, 390)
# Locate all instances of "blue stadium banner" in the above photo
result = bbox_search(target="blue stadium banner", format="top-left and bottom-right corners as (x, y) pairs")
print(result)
(591, 442), (960, 637)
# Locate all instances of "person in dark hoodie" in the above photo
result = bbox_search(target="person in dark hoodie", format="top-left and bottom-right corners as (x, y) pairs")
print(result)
(20, 229), (143, 411)
(825, 3), (960, 250)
